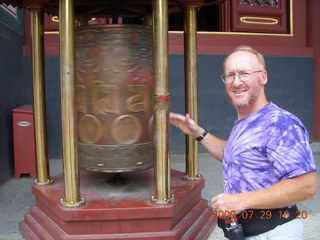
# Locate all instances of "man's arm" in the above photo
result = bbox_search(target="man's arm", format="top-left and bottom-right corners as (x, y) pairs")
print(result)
(170, 112), (226, 161)
(211, 171), (318, 214)
(196, 132), (226, 162)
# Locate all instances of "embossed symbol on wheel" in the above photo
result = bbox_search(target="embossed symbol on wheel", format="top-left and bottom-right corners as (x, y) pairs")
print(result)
(79, 114), (104, 144)
(111, 115), (142, 144)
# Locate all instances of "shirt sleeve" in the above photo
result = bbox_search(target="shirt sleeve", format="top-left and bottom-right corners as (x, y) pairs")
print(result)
(266, 115), (317, 181)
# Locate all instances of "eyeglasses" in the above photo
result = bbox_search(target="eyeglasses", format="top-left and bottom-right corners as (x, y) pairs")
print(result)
(221, 70), (263, 83)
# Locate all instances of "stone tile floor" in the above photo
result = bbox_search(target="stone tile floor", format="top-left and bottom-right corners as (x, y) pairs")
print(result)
(0, 143), (319, 240)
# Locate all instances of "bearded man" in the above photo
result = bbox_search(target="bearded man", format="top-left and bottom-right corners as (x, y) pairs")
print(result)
(170, 45), (317, 240)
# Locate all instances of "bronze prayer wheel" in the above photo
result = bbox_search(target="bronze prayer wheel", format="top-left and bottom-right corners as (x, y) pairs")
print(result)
(75, 24), (154, 173)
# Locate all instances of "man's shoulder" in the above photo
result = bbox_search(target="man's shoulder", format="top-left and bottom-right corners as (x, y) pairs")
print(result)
(264, 103), (301, 123)
(263, 103), (307, 134)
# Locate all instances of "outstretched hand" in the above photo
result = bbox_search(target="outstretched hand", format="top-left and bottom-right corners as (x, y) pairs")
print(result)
(170, 112), (226, 162)
(169, 112), (204, 137)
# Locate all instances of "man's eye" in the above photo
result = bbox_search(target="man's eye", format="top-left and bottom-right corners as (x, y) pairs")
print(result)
(226, 73), (235, 78)
(240, 72), (250, 77)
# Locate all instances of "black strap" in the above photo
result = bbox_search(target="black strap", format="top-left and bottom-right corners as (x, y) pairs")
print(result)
(238, 205), (299, 237)
(195, 129), (208, 141)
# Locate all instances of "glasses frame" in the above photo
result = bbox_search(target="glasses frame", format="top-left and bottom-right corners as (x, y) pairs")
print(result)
(221, 70), (263, 84)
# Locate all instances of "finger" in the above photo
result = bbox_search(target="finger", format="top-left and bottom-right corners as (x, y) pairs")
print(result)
(169, 112), (178, 121)
(185, 113), (194, 126)
(211, 196), (218, 209)
(169, 113), (177, 124)
(211, 195), (217, 204)
(211, 202), (217, 211)
(172, 112), (185, 121)
(185, 113), (191, 121)
(211, 193), (224, 209)
(170, 112), (180, 118)
(169, 112), (184, 125)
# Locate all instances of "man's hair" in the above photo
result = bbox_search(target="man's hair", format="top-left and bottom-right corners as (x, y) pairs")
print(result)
(223, 45), (266, 71)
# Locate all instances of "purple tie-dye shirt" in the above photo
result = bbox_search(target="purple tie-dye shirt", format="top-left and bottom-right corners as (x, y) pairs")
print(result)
(223, 102), (317, 194)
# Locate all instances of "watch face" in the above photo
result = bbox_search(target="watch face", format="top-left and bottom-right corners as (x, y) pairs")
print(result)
(196, 130), (208, 141)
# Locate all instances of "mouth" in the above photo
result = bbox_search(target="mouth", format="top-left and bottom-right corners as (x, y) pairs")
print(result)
(232, 89), (247, 95)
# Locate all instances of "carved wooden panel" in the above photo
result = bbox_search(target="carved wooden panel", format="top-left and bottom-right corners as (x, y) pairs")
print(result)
(230, 0), (290, 34)
(44, 14), (59, 31)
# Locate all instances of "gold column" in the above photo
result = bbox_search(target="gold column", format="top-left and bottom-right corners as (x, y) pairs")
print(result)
(183, 5), (201, 180)
(151, 0), (174, 204)
(29, 7), (53, 185)
(59, 0), (85, 207)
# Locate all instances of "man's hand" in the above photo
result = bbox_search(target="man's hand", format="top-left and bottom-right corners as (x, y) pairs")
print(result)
(211, 193), (247, 215)
(169, 112), (204, 137)
(170, 112), (226, 161)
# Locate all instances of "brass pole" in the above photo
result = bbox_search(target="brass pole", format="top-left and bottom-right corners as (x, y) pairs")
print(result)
(151, 0), (174, 204)
(29, 7), (53, 185)
(183, 6), (201, 180)
(59, 0), (84, 207)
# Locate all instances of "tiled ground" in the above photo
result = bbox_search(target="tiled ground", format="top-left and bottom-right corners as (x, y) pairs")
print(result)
(0, 143), (319, 240)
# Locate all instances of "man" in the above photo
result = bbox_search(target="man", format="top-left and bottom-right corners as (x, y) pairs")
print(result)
(170, 45), (317, 239)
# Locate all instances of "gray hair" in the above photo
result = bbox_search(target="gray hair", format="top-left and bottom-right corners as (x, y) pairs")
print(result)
(223, 45), (266, 71)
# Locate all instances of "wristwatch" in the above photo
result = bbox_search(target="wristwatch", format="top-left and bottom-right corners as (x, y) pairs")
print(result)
(195, 129), (208, 141)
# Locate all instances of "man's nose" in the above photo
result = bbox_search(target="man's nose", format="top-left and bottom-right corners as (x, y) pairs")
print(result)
(232, 73), (243, 85)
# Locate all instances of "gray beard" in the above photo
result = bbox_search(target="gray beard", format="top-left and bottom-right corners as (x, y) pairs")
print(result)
(233, 102), (250, 109)
(226, 84), (261, 109)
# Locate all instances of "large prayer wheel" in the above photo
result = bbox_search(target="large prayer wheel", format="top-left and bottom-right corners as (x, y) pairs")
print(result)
(75, 24), (154, 173)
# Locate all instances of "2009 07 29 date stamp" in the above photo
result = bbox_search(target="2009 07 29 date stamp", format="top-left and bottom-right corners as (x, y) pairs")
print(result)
(212, 210), (308, 220)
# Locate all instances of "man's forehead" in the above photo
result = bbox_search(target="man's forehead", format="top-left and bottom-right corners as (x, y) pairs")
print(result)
(227, 51), (256, 61)
(225, 51), (260, 69)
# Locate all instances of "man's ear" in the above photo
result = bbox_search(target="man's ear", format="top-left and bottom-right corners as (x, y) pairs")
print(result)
(261, 71), (268, 85)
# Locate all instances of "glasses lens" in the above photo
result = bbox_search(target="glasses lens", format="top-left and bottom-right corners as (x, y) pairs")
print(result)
(222, 73), (234, 83)
(222, 70), (262, 83)
(239, 71), (251, 81)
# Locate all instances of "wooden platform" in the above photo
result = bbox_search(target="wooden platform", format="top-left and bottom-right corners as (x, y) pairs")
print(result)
(20, 169), (216, 240)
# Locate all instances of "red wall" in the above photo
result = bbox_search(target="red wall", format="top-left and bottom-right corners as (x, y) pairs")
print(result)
(308, 0), (320, 141)
(23, 0), (320, 142)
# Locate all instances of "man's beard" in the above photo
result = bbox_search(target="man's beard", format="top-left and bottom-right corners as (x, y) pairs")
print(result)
(226, 82), (262, 109)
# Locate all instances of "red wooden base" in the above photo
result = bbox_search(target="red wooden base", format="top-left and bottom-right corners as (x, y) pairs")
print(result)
(19, 169), (216, 240)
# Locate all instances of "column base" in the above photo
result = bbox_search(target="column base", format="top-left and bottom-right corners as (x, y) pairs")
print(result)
(20, 169), (216, 240)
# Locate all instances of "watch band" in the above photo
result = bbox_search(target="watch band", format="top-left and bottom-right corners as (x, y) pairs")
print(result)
(195, 129), (208, 141)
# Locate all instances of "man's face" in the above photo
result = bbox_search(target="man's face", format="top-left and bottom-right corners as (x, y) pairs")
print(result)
(224, 51), (267, 109)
